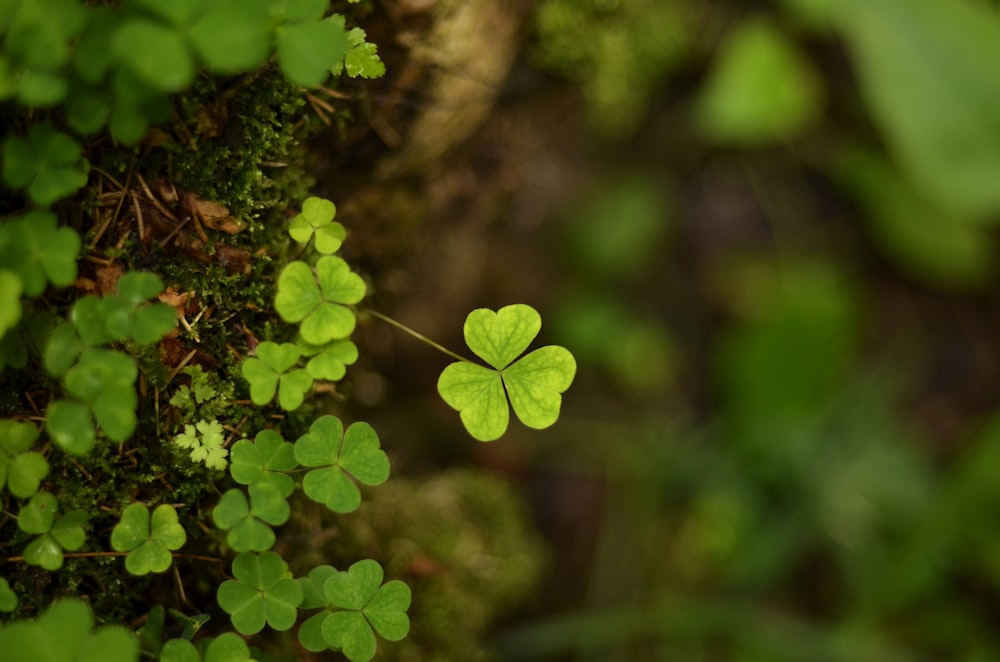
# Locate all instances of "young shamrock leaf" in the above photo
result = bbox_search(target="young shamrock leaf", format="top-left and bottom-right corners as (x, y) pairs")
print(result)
(274, 257), (366, 345)
(212, 485), (290, 552)
(160, 631), (253, 662)
(217, 551), (304, 635)
(293, 416), (390, 513)
(299, 338), (359, 381)
(288, 196), (347, 254)
(229, 430), (297, 497)
(17, 491), (88, 571)
(1, 123), (89, 206)
(110, 503), (187, 575)
(0, 419), (49, 498)
(0, 599), (138, 662)
(437, 304), (577, 441)
(302, 559), (410, 662)
(0, 210), (81, 296)
(241, 341), (313, 410)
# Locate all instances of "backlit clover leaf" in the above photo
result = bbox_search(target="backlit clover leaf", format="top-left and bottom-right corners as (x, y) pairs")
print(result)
(212, 484), (290, 552)
(293, 416), (390, 514)
(0, 419), (49, 498)
(274, 256), (366, 345)
(217, 551), (304, 635)
(241, 341), (313, 411)
(297, 560), (410, 662)
(437, 304), (577, 441)
(299, 338), (359, 381)
(0, 599), (138, 661)
(174, 419), (228, 470)
(110, 503), (186, 575)
(229, 430), (297, 496)
(288, 197), (347, 254)
(17, 491), (87, 571)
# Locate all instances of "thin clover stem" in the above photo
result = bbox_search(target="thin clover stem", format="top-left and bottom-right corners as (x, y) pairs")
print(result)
(361, 308), (473, 363)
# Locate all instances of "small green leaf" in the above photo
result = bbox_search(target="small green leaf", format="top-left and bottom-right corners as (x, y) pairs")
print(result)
(0, 271), (21, 337)
(18, 490), (57, 534)
(24, 533), (64, 570)
(241, 341), (311, 409)
(111, 503), (186, 575)
(275, 257), (365, 345)
(45, 398), (95, 455)
(7, 451), (50, 498)
(217, 551), (303, 635)
(0, 598), (138, 661)
(437, 305), (576, 441)
(0, 210), (80, 295)
(229, 430), (297, 496)
(1, 124), (89, 205)
(189, 1), (271, 73)
(323, 611), (376, 662)
(0, 578), (17, 612)
(288, 196), (346, 254)
(43, 321), (83, 377)
(204, 632), (253, 662)
(294, 416), (390, 513)
(302, 339), (358, 381)
(113, 19), (194, 92)
(276, 20), (348, 87)
(50, 509), (87, 551)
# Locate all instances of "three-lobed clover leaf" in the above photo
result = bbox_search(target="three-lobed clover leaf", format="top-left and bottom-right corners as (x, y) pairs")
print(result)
(300, 338), (359, 381)
(48, 347), (139, 448)
(293, 416), (390, 513)
(288, 196), (347, 254)
(297, 559), (410, 661)
(17, 491), (87, 570)
(1, 123), (89, 206)
(160, 631), (253, 662)
(110, 503), (186, 575)
(212, 485), (290, 552)
(0, 598), (138, 662)
(0, 419), (49, 498)
(0, 210), (81, 296)
(217, 551), (304, 635)
(437, 304), (577, 441)
(70, 272), (176, 346)
(241, 341), (313, 410)
(274, 257), (365, 345)
(229, 429), (297, 497)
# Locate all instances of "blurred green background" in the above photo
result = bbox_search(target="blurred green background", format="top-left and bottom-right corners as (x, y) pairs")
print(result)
(343, 0), (1000, 659)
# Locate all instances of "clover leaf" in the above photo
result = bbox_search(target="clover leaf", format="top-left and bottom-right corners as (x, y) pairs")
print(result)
(241, 341), (313, 410)
(293, 416), (390, 513)
(0, 210), (80, 296)
(437, 304), (577, 441)
(110, 503), (186, 575)
(300, 338), (359, 381)
(212, 485), (290, 552)
(62, 348), (138, 442)
(45, 398), (96, 455)
(18, 491), (87, 571)
(288, 196), (347, 254)
(0, 419), (48, 498)
(0, 599), (138, 662)
(112, 18), (194, 93)
(275, 18), (348, 87)
(0, 271), (22, 337)
(229, 430), (297, 497)
(217, 551), (304, 635)
(1, 124), (89, 205)
(297, 559), (410, 661)
(275, 257), (365, 345)
(160, 632), (253, 662)
(70, 272), (176, 346)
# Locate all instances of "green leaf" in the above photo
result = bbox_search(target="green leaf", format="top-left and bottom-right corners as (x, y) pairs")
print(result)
(204, 632), (253, 662)
(160, 639), (199, 662)
(189, 1), (271, 73)
(275, 257), (365, 344)
(50, 509), (87, 551)
(298, 564), (338, 609)
(836, 0), (1000, 216)
(0, 599), (138, 662)
(18, 490), (57, 534)
(111, 503), (186, 575)
(7, 451), (49, 498)
(340, 27), (386, 79)
(294, 416), (390, 513)
(0, 270), (21, 337)
(241, 341), (312, 409)
(0, 578), (16, 612)
(276, 20), (348, 87)
(365, 581), (411, 641)
(288, 196), (346, 254)
(212, 486), (287, 552)
(44, 321), (83, 377)
(229, 430), (297, 496)
(1, 124), (89, 205)
(113, 19), (194, 92)
(697, 17), (822, 145)
(437, 305), (576, 441)
(323, 611), (376, 662)
(45, 398), (95, 455)
(217, 551), (303, 634)
(24, 533), (64, 570)
(0, 210), (80, 295)
(302, 339), (358, 381)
